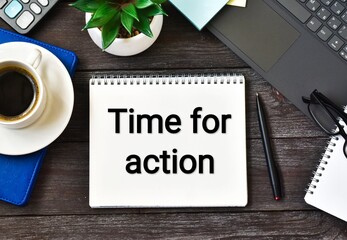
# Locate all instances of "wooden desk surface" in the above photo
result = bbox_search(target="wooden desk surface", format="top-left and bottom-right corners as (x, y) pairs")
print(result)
(1, 2), (346, 239)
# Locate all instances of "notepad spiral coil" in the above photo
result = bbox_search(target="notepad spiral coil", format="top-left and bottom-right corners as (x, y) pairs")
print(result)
(90, 73), (244, 86)
(305, 136), (339, 194)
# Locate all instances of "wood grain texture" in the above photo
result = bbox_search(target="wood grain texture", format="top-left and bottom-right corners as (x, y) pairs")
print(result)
(54, 69), (326, 143)
(0, 2), (346, 239)
(22, 2), (247, 71)
(0, 211), (346, 239)
(0, 137), (330, 215)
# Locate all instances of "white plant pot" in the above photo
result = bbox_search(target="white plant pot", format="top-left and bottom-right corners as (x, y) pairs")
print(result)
(85, 13), (163, 56)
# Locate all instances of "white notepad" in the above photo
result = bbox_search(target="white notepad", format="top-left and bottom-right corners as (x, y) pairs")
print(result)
(305, 133), (347, 222)
(89, 74), (247, 208)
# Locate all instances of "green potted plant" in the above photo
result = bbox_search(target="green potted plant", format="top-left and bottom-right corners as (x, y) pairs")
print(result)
(70, 0), (167, 56)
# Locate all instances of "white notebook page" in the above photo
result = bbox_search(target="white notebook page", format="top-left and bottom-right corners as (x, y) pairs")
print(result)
(90, 74), (247, 207)
(305, 135), (347, 222)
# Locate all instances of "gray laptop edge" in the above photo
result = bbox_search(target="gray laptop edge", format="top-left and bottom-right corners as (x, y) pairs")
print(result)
(208, 0), (347, 117)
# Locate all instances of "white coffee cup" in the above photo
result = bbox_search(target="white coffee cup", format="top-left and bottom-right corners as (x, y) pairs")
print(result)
(0, 49), (47, 129)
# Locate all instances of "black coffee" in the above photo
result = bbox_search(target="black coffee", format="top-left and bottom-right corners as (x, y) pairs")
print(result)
(0, 67), (35, 117)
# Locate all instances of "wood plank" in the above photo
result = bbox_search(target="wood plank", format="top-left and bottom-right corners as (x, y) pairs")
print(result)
(0, 137), (329, 215)
(56, 69), (325, 143)
(0, 3), (248, 70)
(0, 211), (346, 239)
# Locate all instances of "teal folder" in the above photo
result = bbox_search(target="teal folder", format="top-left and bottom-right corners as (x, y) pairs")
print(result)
(169, 0), (228, 30)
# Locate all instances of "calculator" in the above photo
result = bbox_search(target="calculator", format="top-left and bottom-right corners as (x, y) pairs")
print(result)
(0, 0), (58, 34)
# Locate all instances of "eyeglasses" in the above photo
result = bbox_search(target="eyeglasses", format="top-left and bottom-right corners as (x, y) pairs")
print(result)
(302, 89), (347, 158)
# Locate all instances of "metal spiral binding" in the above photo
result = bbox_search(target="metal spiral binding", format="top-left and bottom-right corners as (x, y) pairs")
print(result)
(90, 73), (244, 85)
(305, 136), (338, 194)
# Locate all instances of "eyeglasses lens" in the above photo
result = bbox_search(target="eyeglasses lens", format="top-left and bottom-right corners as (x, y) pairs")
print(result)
(310, 103), (339, 134)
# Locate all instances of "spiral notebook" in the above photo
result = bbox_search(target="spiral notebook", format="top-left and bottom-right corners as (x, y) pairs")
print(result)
(305, 131), (347, 222)
(89, 74), (247, 208)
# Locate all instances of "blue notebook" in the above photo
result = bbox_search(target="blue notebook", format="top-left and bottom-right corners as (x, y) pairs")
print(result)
(169, 0), (228, 30)
(0, 28), (78, 206)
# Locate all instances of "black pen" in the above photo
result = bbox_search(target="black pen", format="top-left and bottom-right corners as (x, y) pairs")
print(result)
(256, 93), (282, 201)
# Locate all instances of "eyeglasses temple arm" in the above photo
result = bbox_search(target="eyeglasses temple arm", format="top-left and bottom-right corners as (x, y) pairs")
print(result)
(302, 96), (311, 103)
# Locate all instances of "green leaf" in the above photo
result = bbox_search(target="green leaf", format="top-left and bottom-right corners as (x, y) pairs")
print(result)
(83, 3), (118, 29)
(133, 13), (153, 38)
(121, 3), (138, 21)
(151, 0), (166, 4)
(142, 4), (167, 17)
(102, 13), (121, 50)
(69, 0), (105, 13)
(135, 0), (154, 9)
(121, 11), (134, 34)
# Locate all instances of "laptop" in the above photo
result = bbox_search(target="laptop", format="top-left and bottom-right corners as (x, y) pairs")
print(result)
(208, 0), (347, 116)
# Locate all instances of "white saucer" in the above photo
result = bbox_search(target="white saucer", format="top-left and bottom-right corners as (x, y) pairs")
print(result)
(0, 42), (74, 155)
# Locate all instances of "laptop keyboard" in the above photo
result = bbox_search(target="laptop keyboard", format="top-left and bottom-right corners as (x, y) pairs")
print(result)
(277, 0), (347, 62)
